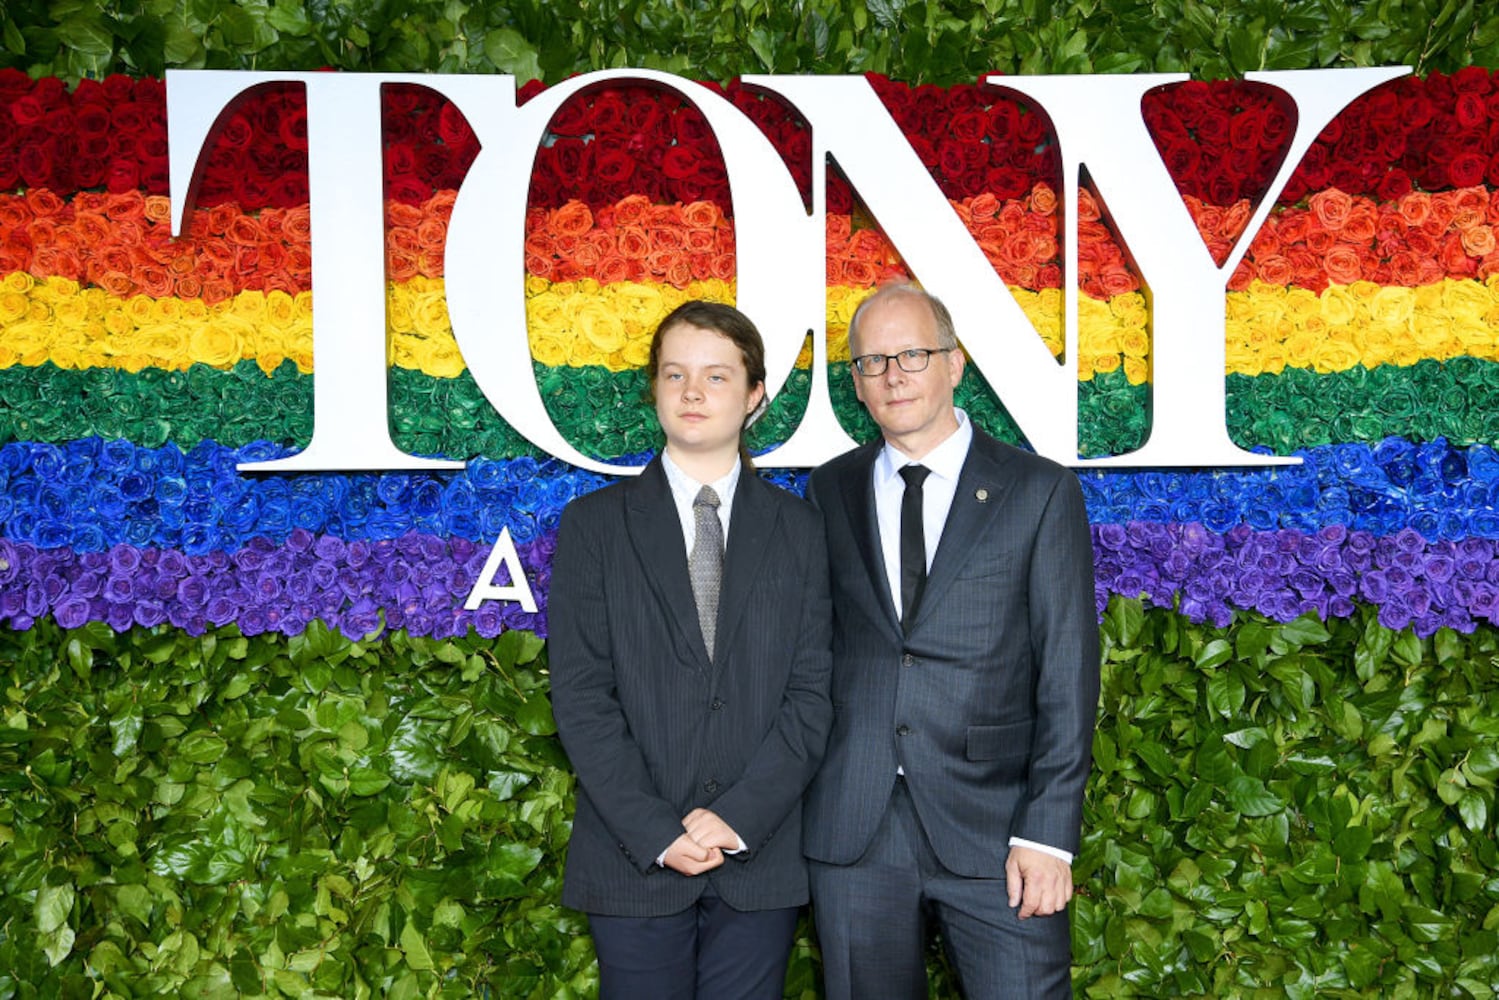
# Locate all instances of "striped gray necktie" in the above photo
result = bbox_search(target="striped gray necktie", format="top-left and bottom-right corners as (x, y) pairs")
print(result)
(689, 486), (723, 659)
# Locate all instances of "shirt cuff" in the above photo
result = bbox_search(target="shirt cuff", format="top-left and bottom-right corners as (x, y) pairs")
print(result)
(1008, 837), (1072, 865)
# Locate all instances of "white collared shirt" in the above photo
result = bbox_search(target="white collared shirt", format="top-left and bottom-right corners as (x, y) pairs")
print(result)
(661, 449), (739, 552)
(873, 409), (1072, 867)
(656, 448), (747, 861)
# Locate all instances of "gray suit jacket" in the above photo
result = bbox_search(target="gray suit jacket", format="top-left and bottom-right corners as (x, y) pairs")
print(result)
(549, 457), (833, 916)
(803, 429), (1099, 877)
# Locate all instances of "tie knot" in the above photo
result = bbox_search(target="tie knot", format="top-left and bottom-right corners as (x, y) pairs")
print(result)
(694, 485), (721, 510)
(899, 465), (930, 491)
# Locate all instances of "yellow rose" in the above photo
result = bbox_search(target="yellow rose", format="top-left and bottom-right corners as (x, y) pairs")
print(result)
(188, 319), (242, 369)
(620, 336), (651, 368)
(0, 291), (28, 325)
(1282, 288), (1320, 323)
(419, 333), (466, 379)
(530, 332), (569, 367)
(5, 320), (53, 367)
(1122, 356), (1149, 385)
(409, 289), (451, 340)
(103, 309), (135, 338)
(1090, 352), (1121, 375)
(231, 291), (268, 325)
(1319, 286), (1359, 328)
(386, 291), (414, 335)
(1, 271), (34, 294)
(573, 299), (627, 358)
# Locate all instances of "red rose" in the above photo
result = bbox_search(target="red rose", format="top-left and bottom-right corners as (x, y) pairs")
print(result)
(1158, 140), (1201, 189)
(278, 106), (308, 151)
(984, 166), (1030, 202)
(987, 99), (1021, 144)
(949, 110), (988, 142)
(549, 97), (591, 136)
(1455, 93), (1487, 129)
(1376, 169), (1413, 201)
(1451, 66), (1493, 95)
(1449, 151), (1488, 187)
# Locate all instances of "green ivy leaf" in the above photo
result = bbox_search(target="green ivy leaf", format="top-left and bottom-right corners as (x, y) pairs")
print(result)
(1226, 775), (1284, 816)
(34, 882), (73, 935)
(484, 27), (542, 81)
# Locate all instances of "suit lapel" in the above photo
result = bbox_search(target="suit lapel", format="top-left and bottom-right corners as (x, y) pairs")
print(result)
(715, 471), (778, 674)
(839, 443), (902, 636)
(625, 457), (711, 669)
(908, 432), (1016, 633)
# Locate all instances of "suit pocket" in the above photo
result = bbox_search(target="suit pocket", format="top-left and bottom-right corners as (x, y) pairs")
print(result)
(966, 721), (1033, 762)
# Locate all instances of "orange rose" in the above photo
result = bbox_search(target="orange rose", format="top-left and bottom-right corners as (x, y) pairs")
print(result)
(613, 195), (651, 226)
(549, 200), (593, 238)
(849, 229), (888, 262)
(617, 227), (650, 259)
(136, 263), (175, 298)
(826, 214), (852, 243)
(1323, 246), (1363, 284)
(176, 274), (203, 298)
(388, 250), (420, 283)
(26, 189), (66, 218)
(1030, 183), (1057, 216)
(685, 228), (716, 253)
(1217, 200), (1252, 242)
(143, 196), (171, 225)
(573, 241), (602, 269)
(1076, 189), (1100, 223)
(665, 258), (693, 289)
(1256, 255), (1294, 285)
(710, 253), (736, 282)
(74, 211), (110, 247)
(682, 201), (720, 228)
(597, 255), (635, 284)
(969, 192), (1000, 221)
(1226, 261), (1253, 292)
(1461, 224), (1496, 257)
(203, 278), (235, 305)
(389, 226), (421, 255)
(1305, 228), (1334, 254)
(388, 200), (423, 228)
(652, 226), (686, 252)
(1099, 265), (1137, 297)
(1309, 189), (1353, 231)
(282, 206), (311, 244)
(844, 259), (877, 286)
(1440, 234), (1477, 277)
(416, 218), (447, 252)
(1397, 191), (1431, 227)
(524, 252), (553, 280)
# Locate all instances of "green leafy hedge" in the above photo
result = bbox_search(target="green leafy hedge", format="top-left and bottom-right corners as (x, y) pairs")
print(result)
(4, 604), (1497, 998)
(5, 0), (1498, 86)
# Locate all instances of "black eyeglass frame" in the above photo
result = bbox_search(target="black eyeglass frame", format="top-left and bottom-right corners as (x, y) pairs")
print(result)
(849, 347), (955, 377)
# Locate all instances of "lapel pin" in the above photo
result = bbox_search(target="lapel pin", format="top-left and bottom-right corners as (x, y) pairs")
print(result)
(975, 488), (990, 503)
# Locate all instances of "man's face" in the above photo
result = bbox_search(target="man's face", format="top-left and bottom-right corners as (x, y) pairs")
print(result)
(850, 294), (965, 458)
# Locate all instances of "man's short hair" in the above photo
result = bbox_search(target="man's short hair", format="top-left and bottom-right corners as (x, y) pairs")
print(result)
(847, 282), (959, 354)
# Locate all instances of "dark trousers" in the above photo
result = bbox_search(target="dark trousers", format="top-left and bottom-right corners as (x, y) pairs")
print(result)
(588, 889), (799, 1000)
(810, 779), (1072, 1000)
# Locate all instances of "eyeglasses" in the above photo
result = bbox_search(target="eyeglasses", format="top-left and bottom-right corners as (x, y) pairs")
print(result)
(850, 347), (954, 377)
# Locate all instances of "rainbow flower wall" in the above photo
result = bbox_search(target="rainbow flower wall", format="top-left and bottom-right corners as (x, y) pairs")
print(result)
(7, 70), (1499, 640)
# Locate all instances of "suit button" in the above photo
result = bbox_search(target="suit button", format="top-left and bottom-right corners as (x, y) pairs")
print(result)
(704, 779), (720, 793)
(901, 653), (915, 667)
(896, 724), (911, 736)
(710, 697), (724, 710)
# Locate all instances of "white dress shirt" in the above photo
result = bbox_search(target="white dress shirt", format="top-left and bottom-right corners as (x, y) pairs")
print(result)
(873, 409), (1073, 866)
(656, 449), (747, 861)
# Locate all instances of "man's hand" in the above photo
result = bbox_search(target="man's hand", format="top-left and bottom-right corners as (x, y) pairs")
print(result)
(662, 832), (724, 875)
(682, 808), (743, 852)
(1005, 845), (1073, 919)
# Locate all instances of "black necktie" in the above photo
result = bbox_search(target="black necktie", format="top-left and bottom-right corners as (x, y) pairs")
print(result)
(898, 465), (931, 633)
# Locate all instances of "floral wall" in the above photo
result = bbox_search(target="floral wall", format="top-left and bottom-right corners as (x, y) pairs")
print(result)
(7, 72), (1499, 639)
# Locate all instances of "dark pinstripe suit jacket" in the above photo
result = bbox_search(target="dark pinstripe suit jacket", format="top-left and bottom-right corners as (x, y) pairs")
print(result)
(803, 429), (1100, 877)
(549, 457), (833, 916)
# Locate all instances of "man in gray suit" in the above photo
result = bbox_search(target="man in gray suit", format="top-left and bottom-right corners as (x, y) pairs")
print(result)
(805, 282), (1100, 999)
